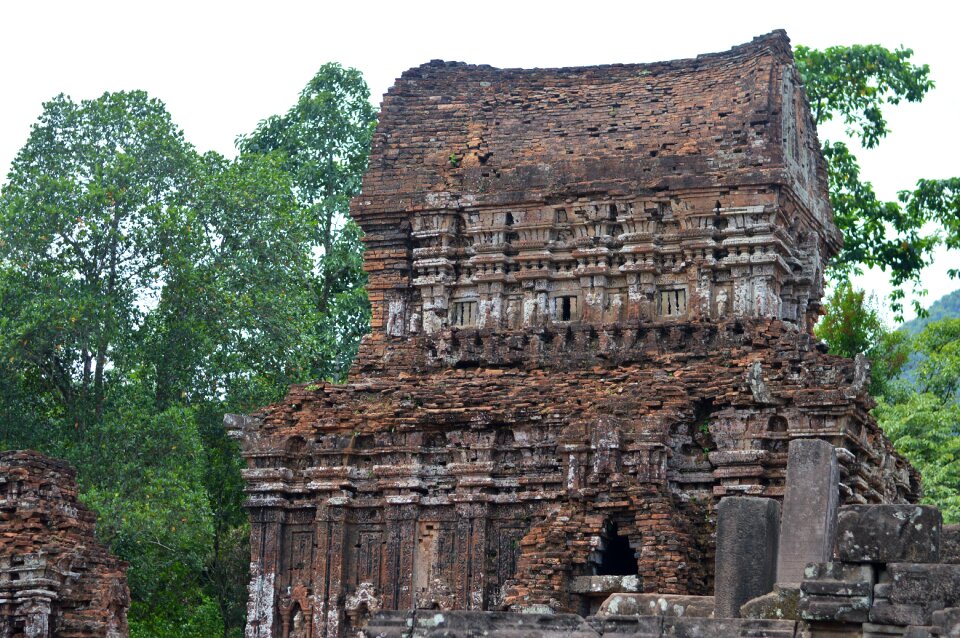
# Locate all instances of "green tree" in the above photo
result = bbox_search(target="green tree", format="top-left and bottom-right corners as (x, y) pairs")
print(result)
(874, 316), (960, 523)
(0, 91), (195, 430)
(77, 395), (214, 628)
(134, 151), (319, 636)
(875, 392), (960, 523)
(0, 88), (343, 637)
(0, 63), (378, 635)
(141, 151), (317, 409)
(911, 318), (960, 399)
(176, 65), (379, 631)
(237, 62), (377, 381)
(795, 45), (960, 316)
(815, 281), (910, 397)
(0, 90), (223, 635)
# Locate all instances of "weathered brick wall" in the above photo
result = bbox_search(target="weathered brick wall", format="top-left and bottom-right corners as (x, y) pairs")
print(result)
(0, 450), (129, 638)
(232, 320), (918, 637)
(351, 30), (836, 353)
(232, 31), (918, 638)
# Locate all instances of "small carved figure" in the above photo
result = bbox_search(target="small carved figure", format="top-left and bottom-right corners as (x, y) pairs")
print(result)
(522, 296), (537, 327)
(506, 297), (520, 328)
(386, 298), (405, 337)
(716, 288), (729, 317)
(345, 581), (381, 616)
(344, 585), (381, 638)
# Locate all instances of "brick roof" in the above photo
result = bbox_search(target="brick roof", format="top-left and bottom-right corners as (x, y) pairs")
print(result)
(353, 30), (827, 217)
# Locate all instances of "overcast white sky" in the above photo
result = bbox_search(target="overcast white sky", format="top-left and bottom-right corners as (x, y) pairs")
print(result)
(2, 0), (957, 323)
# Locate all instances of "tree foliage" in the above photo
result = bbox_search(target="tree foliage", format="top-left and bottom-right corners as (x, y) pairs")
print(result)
(0, 63), (376, 637)
(799, 44), (960, 522)
(875, 392), (960, 524)
(815, 281), (910, 397)
(875, 315), (960, 524)
(795, 45), (959, 316)
(911, 318), (960, 399)
(0, 91), (195, 429)
(238, 62), (377, 381)
(816, 281), (960, 522)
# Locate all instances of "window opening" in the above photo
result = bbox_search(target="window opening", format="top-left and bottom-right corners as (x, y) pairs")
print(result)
(657, 288), (687, 317)
(768, 415), (788, 433)
(553, 296), (577, 321)
(595, 522), (637, 576)
(452, 301), (478, 327)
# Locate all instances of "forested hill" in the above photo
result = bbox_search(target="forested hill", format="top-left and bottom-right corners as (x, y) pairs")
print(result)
(901, 288), (960, 335)
(896, 286), (960, 389)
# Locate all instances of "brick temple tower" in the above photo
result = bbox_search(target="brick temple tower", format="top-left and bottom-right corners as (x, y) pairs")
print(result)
(229, 31), (918, 638)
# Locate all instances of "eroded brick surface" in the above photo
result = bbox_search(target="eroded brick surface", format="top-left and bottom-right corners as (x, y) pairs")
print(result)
(0, 450), (129, 637)
(232, 31), (918, 638)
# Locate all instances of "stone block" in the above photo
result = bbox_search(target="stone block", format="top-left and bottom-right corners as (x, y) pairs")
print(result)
(776, 439), (839, 585)
(888, 563), (960, 607)
(586, 615), (662, 638)
(801, 561), (875, 593)
(738, 618), (799, 638)
(871, 601), (938, 627)
(799, 562), (875, 624)
(943, 526), (960, 564)
(930, 607), (960, 636)
(837, 505), (942, 564)
(368, 610), (601, 638)
(803, 579), (873, 598)
(862, 623), (908, 638)
(363, 609), (415, 636)
(800, 627), (864, 638)
(596, 593), (714, 618)
(714, 497), (781, 618)
(800, 594), (871, 623)
(664, 616), (743, 637)
(569, 575), (641, 595)
(741, 584), (800, 620)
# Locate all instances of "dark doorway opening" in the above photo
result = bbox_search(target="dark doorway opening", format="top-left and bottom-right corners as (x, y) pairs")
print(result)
(595, 522), (637, 576)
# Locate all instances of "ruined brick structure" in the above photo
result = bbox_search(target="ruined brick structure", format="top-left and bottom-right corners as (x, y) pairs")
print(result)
(230, 31), (919, 638)
(0, 450), (129, 637)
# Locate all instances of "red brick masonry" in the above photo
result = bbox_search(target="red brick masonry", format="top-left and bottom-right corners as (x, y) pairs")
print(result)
(0, 450), (129, 638)
(230, 31), (917, 638)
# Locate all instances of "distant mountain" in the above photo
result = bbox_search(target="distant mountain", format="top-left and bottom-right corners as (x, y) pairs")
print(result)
(896, 287), (960, 388)
(900, 288), (960, 335)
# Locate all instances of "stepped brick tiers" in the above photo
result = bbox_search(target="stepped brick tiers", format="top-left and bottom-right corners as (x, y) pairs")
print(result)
(229, 31), (921, 638)
(0, 451), (129, 637)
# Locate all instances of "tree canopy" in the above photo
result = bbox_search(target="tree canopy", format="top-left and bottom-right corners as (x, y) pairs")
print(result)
(0, 64), (376, 638)
(873, 315), (960, 524)
(237, 62), (376, 381)
(795, 44), (960, 316)
(814, 281), (910, 397)
(799, 43), (959, 522)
